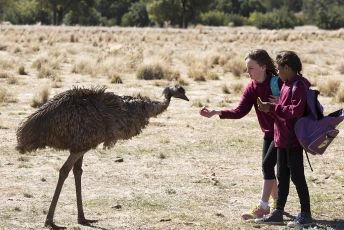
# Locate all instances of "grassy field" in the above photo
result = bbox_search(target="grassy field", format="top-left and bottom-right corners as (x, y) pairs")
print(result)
(0, 25), (343, 229)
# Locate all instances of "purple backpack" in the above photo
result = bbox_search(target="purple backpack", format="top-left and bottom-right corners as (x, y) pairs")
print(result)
(292, 81), (344, 160)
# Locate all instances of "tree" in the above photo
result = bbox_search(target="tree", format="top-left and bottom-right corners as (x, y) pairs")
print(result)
(121, 1), (149, 27)
(146, 0), (211, 28)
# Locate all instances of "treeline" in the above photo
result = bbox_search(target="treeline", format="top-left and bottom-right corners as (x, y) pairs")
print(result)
(0, 0), (343, 29)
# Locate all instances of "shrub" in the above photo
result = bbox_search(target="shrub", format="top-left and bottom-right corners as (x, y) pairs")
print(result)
(137, 63), (179, 81)
(18, 66), (27, 75)
(316, 5), (344, 30)
(230, 83), (244, 94)
(249, 8), (303, 29)
(121, 2), (149, 27)
(199, 11), (226, 26)
(318, 79), (341, 97)
(335, 87), (344, 103)
(224, 58), (246, 77)
(31, 88), (49, 108)
(225, 14), (248, 27)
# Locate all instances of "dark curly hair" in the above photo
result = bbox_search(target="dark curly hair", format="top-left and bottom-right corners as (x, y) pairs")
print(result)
(276, 51), (302, 75)
(245, 49), (278, 76)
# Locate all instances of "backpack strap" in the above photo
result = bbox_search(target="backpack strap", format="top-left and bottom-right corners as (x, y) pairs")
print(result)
(270, 75), (280, 97)
(288, 79), (314, 172)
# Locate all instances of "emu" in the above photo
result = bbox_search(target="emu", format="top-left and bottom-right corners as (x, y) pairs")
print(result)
(16, 85), (189, 229)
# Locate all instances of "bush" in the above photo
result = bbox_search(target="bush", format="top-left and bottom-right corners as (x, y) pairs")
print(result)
(249, 8), (303, 29)
(199, 11), (226, 26)
(316, 5), (344, 30)
(121, 2), (150, 27)
(137, 64), (179, 81)
(199, 11), (247, 27)
(225, 14), (247, 27)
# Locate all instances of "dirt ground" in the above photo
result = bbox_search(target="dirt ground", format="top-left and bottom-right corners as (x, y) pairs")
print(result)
(0, 25), (343, 229)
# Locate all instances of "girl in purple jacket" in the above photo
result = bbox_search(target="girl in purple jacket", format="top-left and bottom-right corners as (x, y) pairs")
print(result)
(200, 49), (280, 220)
(256, 51), (312, 228)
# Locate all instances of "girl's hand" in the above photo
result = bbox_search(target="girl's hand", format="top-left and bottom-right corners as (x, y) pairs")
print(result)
(257, 97), (272, 113)
(200, 106), (220, 118)
(269, 95), (279, 103)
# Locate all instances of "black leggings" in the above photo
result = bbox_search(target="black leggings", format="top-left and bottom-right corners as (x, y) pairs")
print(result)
(276, 147), (311, 213)
(262, 138), (277, 180)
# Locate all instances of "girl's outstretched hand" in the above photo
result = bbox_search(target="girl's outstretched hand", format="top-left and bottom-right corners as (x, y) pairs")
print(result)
(200, 106), (220, 118)
(257, 97), (272, 113)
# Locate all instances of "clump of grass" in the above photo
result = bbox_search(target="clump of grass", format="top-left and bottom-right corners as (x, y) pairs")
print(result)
(109, 72), (123, 84)
(72, 59), (96, 76)
(207, 72), (219, 80)
(32, 57), (48, 70)
(0, 87), (11, 103)
(335, 87), (344, 103)
(137, 63), (180, 81)
(188, 66), (206, 81)
(18, 66), (27, 75)
(0, 72), (11, 78)
(224, 57), (246, 77)
(318, 79), (341, 97)
(158, 153), (166, 159)
(222, 84), (230, 94)
(192, 99), (204, 108)
(177, 78), (189, 86)
(230, 83), (244, 94)
(31, 87), (50, 108)
(7, 76), (19, 85)
(24, 193), (33, 198)
(38, 67), (57, 79)
(337, 63), (344, 74)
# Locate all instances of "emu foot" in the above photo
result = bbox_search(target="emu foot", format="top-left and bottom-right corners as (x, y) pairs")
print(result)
(78, 217), (98, 226)
(44, 220), (66, 230)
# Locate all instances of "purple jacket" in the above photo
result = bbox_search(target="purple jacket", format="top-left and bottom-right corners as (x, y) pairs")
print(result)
(219, 75), (280, 139)
(270, 75), (311, 148)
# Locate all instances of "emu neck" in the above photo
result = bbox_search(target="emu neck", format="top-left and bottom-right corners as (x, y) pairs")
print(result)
(146, 97), (170, 118)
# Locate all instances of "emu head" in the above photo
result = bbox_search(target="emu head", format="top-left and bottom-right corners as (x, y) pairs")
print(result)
(163, 85), (189, 101)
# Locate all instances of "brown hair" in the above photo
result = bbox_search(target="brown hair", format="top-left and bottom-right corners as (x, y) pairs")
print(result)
(245, 49), (278, 76)
(276, 51), (302, 74)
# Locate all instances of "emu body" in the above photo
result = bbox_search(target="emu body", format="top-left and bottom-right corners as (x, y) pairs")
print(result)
(16, 85), (188, 229)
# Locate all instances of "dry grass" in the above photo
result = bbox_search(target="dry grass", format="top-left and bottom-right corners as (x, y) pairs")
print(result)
(0, 25), (343, 230)
(137, 63), (180, 81)
(318, 79), (341, 97)
(30, 87), (50, 108)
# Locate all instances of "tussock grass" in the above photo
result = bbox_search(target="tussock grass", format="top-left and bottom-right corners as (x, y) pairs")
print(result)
(230, 82), (244, 94)
(109, 72), (123, 84)
(206, 72), (220, 80)
(18, 66), (27, 75)
(31, 87), (50, 108)
(335, 86), (344, 103)
(137, 63), (180, 81)
(224, 57), (245, 77)
(337, 63), (344, 74)
(0, 87), (16, 103)
(318, 79), (341, 97)
(0, 72), (11, 79)
(7, 76), (19, 85)
(221, 84), (230, 94)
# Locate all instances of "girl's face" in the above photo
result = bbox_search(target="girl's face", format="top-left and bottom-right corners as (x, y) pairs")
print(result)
(245, 58), (266, 83)
(277, 64), (290, 82)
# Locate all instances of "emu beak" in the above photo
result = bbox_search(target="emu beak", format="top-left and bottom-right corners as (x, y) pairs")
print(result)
(181, 94), (189, 101)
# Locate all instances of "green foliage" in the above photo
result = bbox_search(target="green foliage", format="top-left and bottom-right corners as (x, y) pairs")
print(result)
(249, 8), (303, 29)
(239, 0), (265, 17)
(316, 4), (344, 29)
(199, 10), (225, 26)
(121, 1), (149, 27)
(3, 0), (42, 24)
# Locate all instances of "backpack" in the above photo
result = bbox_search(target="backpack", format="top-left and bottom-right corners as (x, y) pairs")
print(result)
(291, 80), (344, 170)
(270, 75), (280, 97)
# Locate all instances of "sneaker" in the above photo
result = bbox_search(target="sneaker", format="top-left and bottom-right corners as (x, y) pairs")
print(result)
(287, 212), (312, 228)
(241, 205), (270, 220)
(255, 209), (284, 225)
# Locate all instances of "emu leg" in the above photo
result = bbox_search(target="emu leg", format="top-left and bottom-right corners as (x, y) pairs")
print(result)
(73, 155), (98, 225)
(45, 152), (85, 229)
